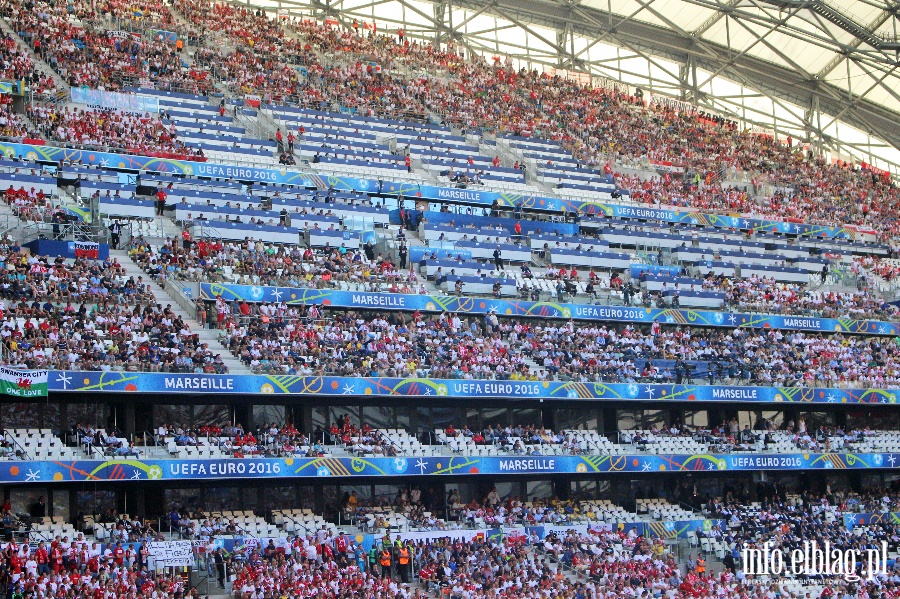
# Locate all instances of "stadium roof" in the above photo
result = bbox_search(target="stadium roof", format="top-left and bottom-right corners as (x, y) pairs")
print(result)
(260, 0), (900, 172)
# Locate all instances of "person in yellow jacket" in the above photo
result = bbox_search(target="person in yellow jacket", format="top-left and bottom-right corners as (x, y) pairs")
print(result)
(696, 556), (706, 576)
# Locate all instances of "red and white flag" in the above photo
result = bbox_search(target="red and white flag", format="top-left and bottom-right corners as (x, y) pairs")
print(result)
(74, 241), (100, 259)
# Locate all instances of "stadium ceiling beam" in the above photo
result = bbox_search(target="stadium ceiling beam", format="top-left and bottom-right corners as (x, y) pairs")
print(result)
(815, 6), (897, 79)
(444, 0), (900, 150)
(692, 0), (743, 37)
(693, 1), (813, 90)
(820, 62), (900, 133)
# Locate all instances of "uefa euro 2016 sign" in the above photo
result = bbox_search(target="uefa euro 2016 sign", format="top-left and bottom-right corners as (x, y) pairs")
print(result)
(48, 371), (900, 405)
(199, 284), (900, 337)
(1, 452), (897, 484)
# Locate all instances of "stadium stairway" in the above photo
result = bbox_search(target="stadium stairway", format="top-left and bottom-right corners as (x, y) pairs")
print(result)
(0, 18), (70, 95)
(109, 249), (250, 374)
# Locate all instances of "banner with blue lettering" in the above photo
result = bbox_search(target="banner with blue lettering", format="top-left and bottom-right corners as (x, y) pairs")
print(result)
(198, 283), (900, 336)
(46, 371), (900, 404)
(2, 453), (896, 484)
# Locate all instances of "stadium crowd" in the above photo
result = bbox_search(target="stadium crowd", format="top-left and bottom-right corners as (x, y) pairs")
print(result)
(200, 293), (900, 387)
(0, 0), (893, 237)
(0, 0), (209, 94)
(0, 241), (228, 373)
(128, 236), (423, 295)
(123, 233), (897, 324)
(26, 105), (199, 156)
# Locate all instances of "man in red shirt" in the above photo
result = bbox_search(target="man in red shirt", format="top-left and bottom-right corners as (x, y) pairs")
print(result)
(155, 188), (167, 216)
(50, 544), (63, 573)
(112, 542), (125, 566)
(35, 541), (50, 575)
(335, 531), (349, 556)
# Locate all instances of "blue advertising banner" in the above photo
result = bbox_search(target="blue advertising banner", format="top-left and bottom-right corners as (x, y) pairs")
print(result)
(46, 370), (899, 404)
(2, 453), (896, 484)
(0, 143), (317, 187)
(198, 283), (900, 336)
(844, 513), (900, 529)
(376, 181), (862, 240)
(643, 519), (726, 540)
(630, 264), (681, 277)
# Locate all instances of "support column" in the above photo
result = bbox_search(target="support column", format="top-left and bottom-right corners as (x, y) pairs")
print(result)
(804, 92), (824, 157)
(556, 29), (568, 68)
(433, 0), (448, 47)
(124, 403), (136, 438)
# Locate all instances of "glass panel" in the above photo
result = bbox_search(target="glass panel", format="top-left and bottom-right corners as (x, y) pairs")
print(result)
(154, 405), (193, 429)
(617, 409), (639, 433)
(735, 411), (754, 430)
(416, 407), (432, 434)
(253, 404), (285, 429)
(571, 480), (599, 500)
(847, 410), (898, 431)
(642, 410), (667, 430)
(860, 474), (883, 492)
(297, 485), (317, 510)
(11, 487), (47, 519)
(482, 407), (509, 429)
(74, 491), (117, 520)
(464, 408), (480, 430)
(452, 482), (477, 504)
(52, 490), (70, 523)
(823, 473), (851, 493)
(1, 402), (42, 428)
(761, 411), (784, 429)
(511, 409), (540, 428)
(195, 404), (232, 428)
(343, 485), (373, 508)
(321, 485), (340, 520)
(41, 402), (62, 431)
(312, 407), (328, 432)
(430, 408), (458, 431)
(526, 481), (553, 501)
(261, 486), (296, 511)
(363, 406), (394, 431)
(682, 410), (708, 428)
(799, 412), (834, 431)
(204, 487), (240, 513)
(555, 408), (598, 432)
(330, 407), (359, 430)
(396, 407), (412, 434)
(571, 480), (611, 501)
(493, 482), (516, 503)
(67, 403), (111, 430)
(165, 488), (202, 515)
